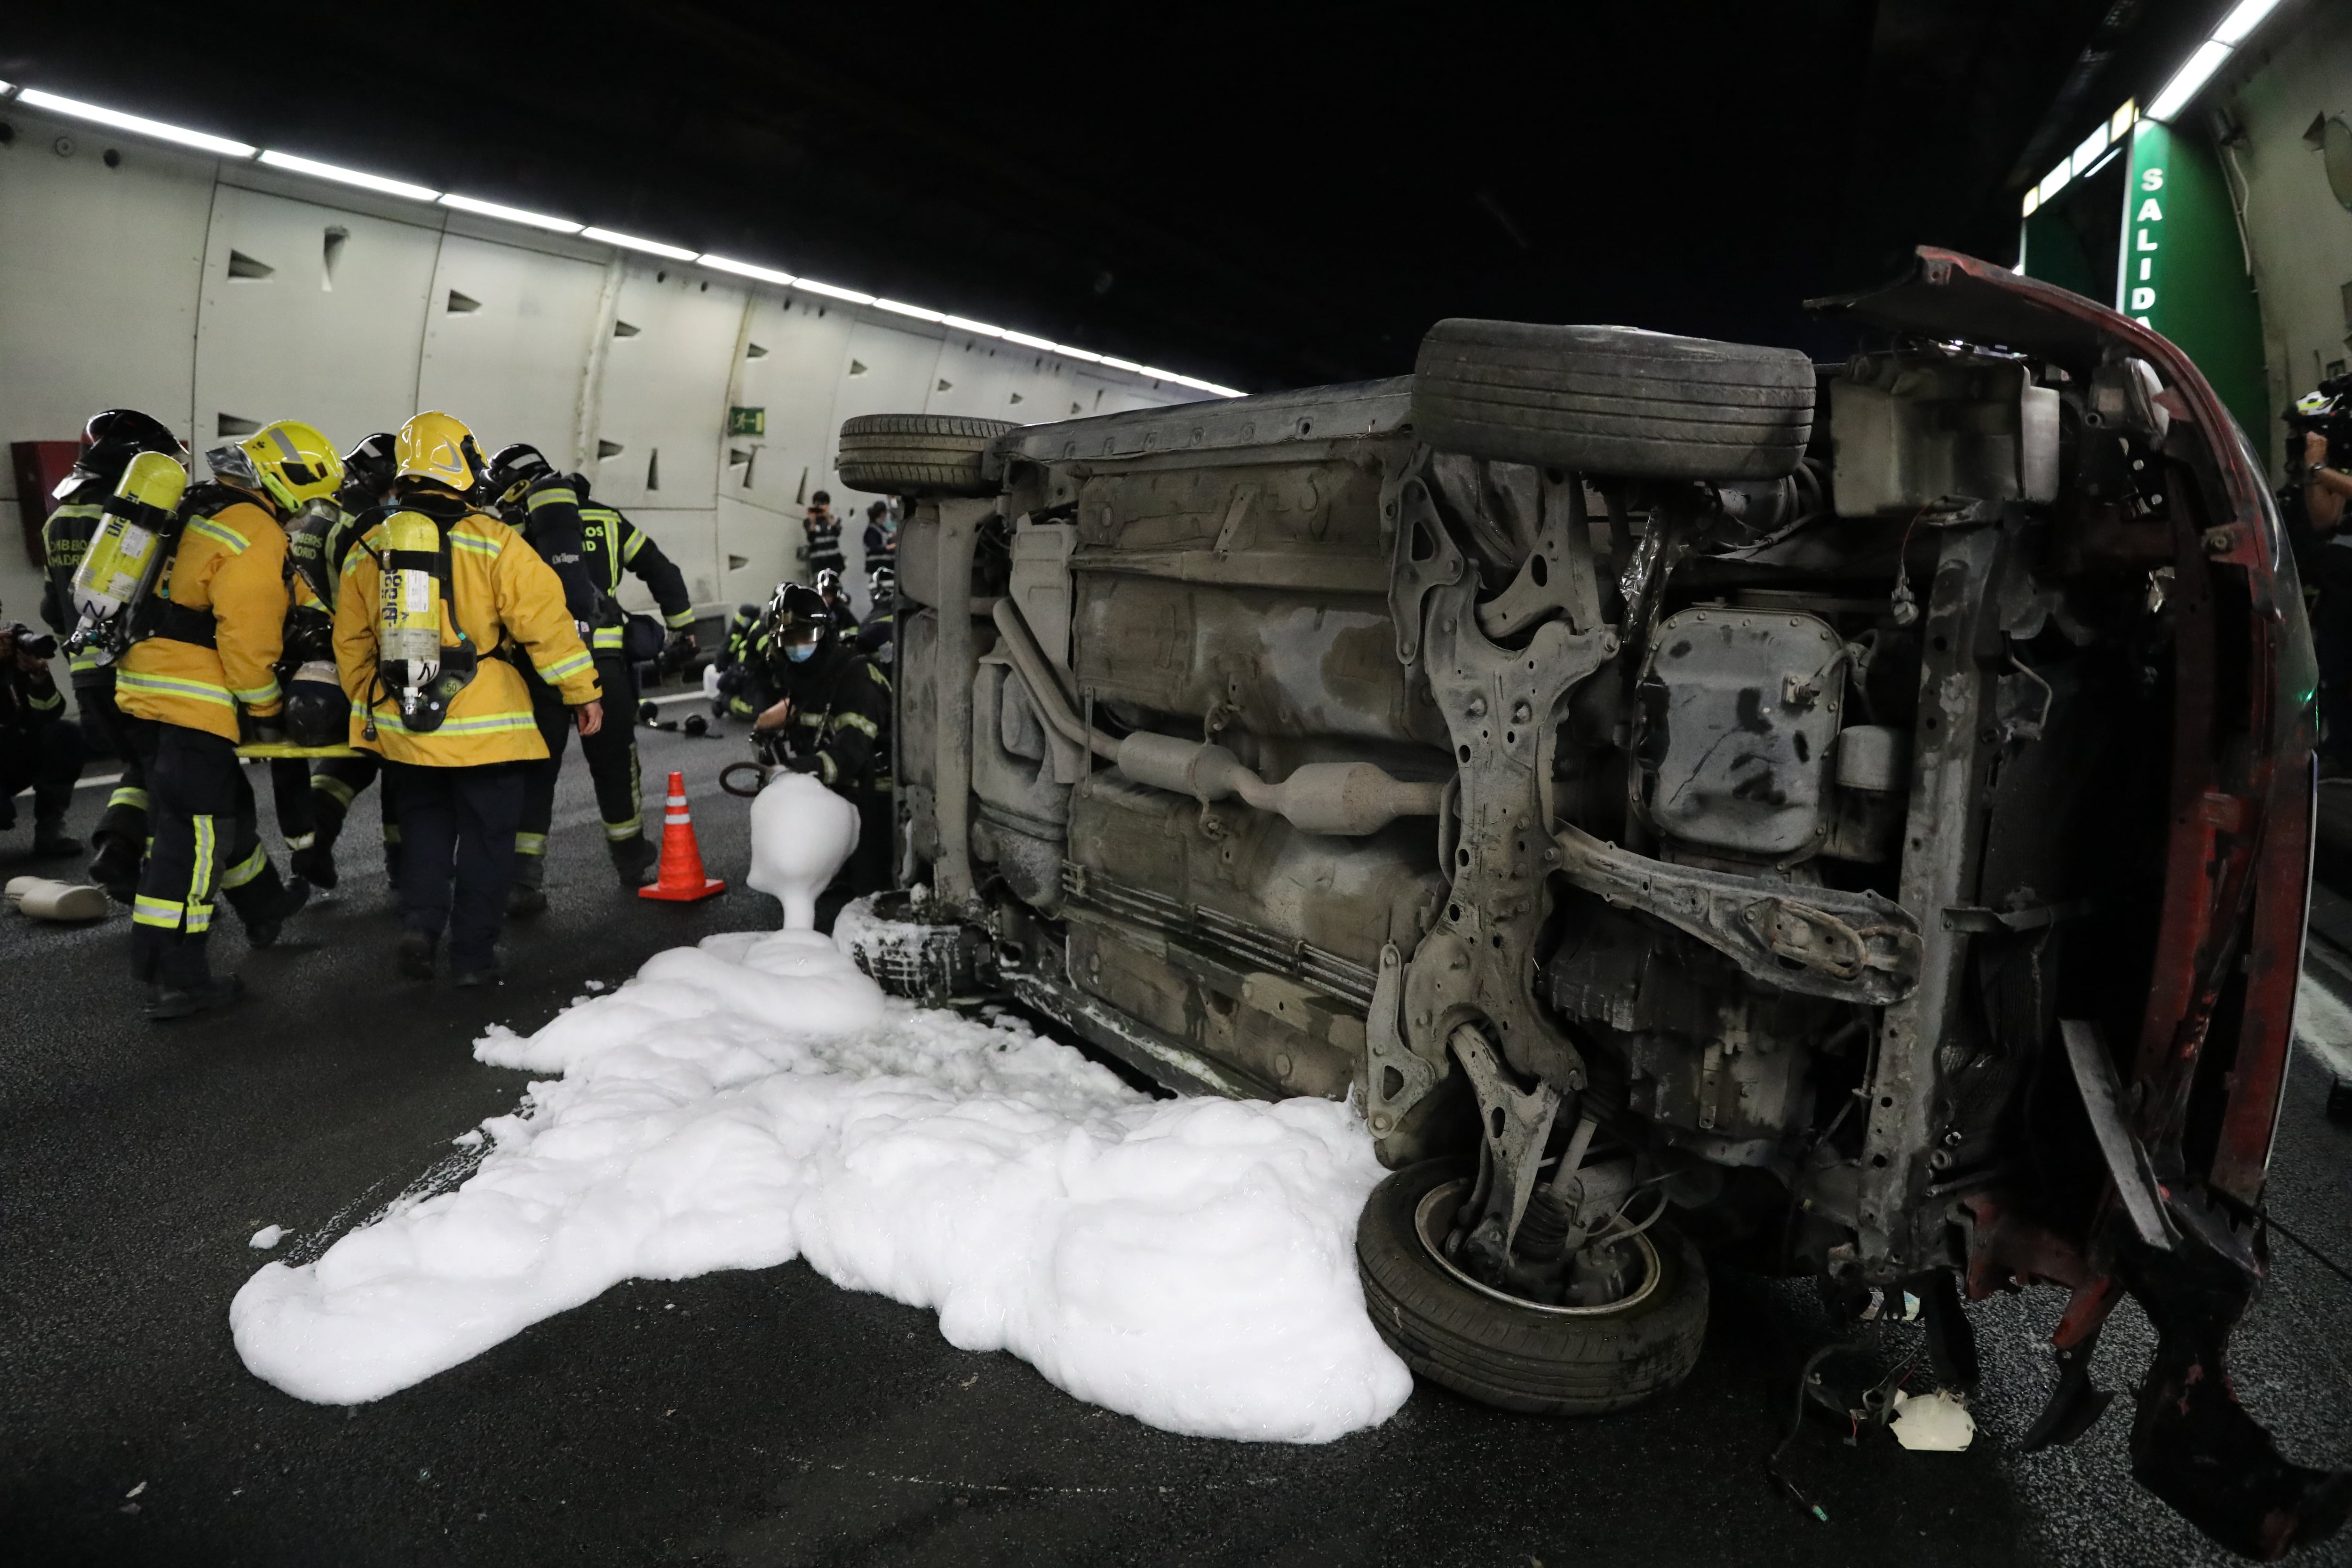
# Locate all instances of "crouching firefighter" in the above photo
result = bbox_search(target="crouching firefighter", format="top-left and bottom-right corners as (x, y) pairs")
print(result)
(334, 413), (602, 985)
(481, 446), (682, 903)
(748, 582), (893, 907)
(40, 409), (190, 900)
(95, 421), (340, 1019)
(284, 432), (400, 891)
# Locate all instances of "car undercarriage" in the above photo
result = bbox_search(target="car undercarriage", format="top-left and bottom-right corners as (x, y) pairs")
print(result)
(843, 248), (2344, 1560)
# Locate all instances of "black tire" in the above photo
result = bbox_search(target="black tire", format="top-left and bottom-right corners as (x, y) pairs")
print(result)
(1412, 319), (1815, 480)
(1356, 1158), (1708, 1415)
(836, 414), (1015, 497)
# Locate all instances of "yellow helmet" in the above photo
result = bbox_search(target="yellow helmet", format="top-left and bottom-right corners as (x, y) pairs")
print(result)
(395, 410), (486, 495)
(207, 419), (344, 513)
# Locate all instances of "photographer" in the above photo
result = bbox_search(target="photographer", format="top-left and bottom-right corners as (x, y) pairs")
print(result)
(0, 618), (86, 858)
(2288, 381), (2352, 775)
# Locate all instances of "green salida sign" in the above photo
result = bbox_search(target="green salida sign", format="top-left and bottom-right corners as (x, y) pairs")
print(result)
(2118, 119), (2268, 449)
(727, 406), (766, 437)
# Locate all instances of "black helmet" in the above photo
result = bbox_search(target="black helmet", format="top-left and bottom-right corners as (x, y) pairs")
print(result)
(762, 581), (833, 643)
(283, 661), (348, 748)
(342, 432), (397, 500)
(72, 409), (186, 489)
(483, 442), (555, 506)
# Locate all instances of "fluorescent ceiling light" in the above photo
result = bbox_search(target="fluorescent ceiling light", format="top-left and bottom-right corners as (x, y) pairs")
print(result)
(0, 81), (16, 95)
(1001, 330), (1057, 351)
(259, 150), (437, 202)
(583, 227), (696, 260)
(698, 254), (795, 286)
(2213, 0), (2287, 46)
(2111, 100), (2137, 140)
(1053, 345), (1105, 363)
(793, 278), (875, 305)
(1135, 366), (1180, 382)
(941, 315), (1005, 337)
(1099, 356), (1146, 374)
(2149, 39), (2233, 122)
(19, 88), (256, 158)
(2070, 124), (2109, 175)
(438, 192), (582, 233)
(2037, 159), (2072, 204)
(874, 298), (946, 323)
(2021, 186), (2042, 218)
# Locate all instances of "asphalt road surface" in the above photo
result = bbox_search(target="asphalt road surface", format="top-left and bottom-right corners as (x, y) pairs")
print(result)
(6, 713), (2352, 1568)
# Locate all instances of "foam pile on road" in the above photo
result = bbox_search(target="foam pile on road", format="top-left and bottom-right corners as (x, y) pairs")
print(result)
(230, 777), (1410, 1443)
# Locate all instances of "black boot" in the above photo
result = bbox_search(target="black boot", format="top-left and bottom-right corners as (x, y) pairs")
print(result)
(32, 819), (83, 858)
(397, 929), (437, 980)
(241, 876), (310, 949)
(608, 834), (657, 891)
(88, 832), (142, 906)
(508, 853), (548, 916)
(294, 799), (346, 890)
(145, 974), (245, 1021)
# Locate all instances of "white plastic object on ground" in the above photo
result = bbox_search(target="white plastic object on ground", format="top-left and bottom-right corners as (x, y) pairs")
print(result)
(1890, 1387), (1977, 1450)
(5, 876), (108, 921)
(248, 1225), (286, 1250)
(229, 772), (1409, 1443)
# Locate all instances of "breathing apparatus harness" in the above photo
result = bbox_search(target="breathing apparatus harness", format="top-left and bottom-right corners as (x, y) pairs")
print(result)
(351, 493), (514, 740)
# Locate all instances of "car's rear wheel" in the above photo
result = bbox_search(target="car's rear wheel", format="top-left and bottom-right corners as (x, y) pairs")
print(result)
(1356, 1158), (1708, 1414)
(1411, 319), (1816, 480)
(836, 413), (1015, 497)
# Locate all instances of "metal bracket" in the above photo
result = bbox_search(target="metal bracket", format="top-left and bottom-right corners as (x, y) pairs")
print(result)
(1551, 821), (1922, 1007)
(2060, 1018), (2177, 1250)
(1451, 1023), (1563, 1276)
(1385, 451), (1464, 667)
(1364, 941), (1443, 1142)
(1476, 469), (1604, 640)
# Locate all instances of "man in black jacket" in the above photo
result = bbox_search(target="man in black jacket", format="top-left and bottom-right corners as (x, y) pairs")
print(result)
(0, 617), (84, 858)
(747, 583), (892, 906)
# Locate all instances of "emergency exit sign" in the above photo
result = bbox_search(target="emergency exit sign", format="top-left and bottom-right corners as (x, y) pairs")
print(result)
(727, 406), (766, 436)
(2120, 120), (2169, 328)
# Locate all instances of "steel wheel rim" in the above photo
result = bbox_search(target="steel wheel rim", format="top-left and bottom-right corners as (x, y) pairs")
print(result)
(1413, 1177), (1661, 1318)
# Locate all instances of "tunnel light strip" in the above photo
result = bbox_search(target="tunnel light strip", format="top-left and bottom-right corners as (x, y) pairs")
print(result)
(2148, 0), (2288, 122)
(18, 88), (257, 158)
(2024, 100), (2138, 217)
(438, 192), (583, 234)
(3, 79), (1245, 397)
(258, 150), (438, 202)
(581, 226), (697, 261)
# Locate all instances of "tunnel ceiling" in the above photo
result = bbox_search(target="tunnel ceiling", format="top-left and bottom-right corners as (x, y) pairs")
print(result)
(1, 0), (2192, 393)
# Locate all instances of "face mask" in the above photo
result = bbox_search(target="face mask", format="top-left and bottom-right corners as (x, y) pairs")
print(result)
(785, 641), (818, 663)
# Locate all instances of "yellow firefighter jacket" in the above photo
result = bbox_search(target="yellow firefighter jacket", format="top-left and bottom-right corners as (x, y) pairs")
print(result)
(114, 494), (289, 743)
(332, 506), (600, 766)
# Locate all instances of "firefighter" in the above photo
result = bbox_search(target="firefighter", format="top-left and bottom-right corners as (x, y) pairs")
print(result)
(477, 446), (658, 906)
(283, 431), (399, 890)
(858, 563), (898, 666)
(117, 420), (338, 1019)
(747, 582), (893, 906)
(814, 566), (858, 640)
(333, 413), (602, 985)
(40, 409), (189, 901)
(711, 599), (763, 719)
(0, 616), (83, 856)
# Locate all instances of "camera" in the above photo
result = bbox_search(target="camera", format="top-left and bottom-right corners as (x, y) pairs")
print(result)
(2, 622), (58, 661)
(2285, 374), (2352, 470)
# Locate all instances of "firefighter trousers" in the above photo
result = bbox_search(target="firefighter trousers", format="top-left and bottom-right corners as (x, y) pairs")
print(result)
(74, 668), (148, 850)
(125, 720), (291, 987)
(518, 655), (642, 857)
(384, 760), (523, 970)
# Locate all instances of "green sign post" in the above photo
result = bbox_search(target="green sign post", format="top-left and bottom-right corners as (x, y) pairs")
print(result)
(2117, 119), (2269, 449)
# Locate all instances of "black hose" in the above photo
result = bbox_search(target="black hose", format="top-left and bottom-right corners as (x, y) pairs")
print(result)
(1767, 1341), (1864, 1524)
(719, 761), (768, 798)
(2264, 1209), (2352, 1291)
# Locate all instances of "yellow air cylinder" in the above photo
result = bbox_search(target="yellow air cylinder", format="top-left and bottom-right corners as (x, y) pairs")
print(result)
(377, 510), (446, 716)
(66, 450), (189, 657)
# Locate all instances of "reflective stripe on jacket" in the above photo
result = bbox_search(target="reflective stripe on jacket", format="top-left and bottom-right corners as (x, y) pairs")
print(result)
(331, 506), (601, 766)
(115, 496), (289, 742)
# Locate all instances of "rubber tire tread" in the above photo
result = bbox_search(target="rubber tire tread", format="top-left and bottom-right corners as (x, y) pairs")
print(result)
(1412, 318), (1815, 480)
(1356, 1158), (1709, 1414)
(837, 413), (1017, 497)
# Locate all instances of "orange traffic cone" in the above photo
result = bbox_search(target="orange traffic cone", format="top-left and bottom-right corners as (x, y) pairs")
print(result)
(640, 771), (726, 901)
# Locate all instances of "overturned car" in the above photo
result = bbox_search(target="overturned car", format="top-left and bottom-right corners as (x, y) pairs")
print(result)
(839, 248), (2341, 1559)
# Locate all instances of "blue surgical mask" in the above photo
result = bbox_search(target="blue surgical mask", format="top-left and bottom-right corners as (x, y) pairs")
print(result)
(785, 642), (818, 663)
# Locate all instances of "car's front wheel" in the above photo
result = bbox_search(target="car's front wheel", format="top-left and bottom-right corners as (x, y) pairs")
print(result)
(1356, 1158), (1709, 1415)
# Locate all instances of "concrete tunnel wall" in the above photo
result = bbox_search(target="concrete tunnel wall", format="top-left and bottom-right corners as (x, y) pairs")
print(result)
(0, 93), (1205, 677)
